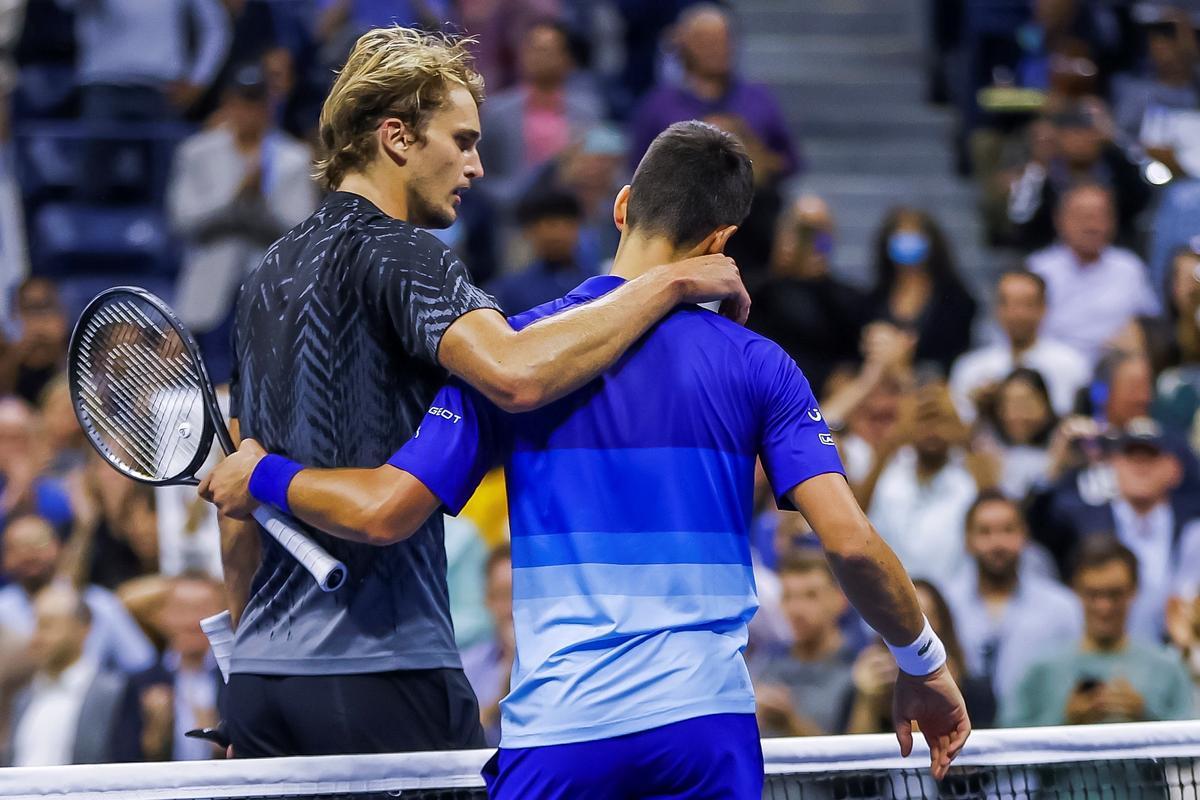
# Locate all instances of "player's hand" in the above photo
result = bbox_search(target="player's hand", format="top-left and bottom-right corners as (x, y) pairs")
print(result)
(198, 439), (267, 520)
(892, 663), (971, 781)
(665, 254), (751, 325)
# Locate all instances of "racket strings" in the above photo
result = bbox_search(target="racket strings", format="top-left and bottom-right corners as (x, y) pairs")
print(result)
(74, 298), (207, 481)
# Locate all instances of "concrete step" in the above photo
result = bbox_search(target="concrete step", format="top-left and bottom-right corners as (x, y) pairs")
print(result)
(802, 137), (952, 174)
(739, 5), (917, 37)
(742, 34), (923, 76)
(770, 79), (926, 113)
(788, 102), (955, 138)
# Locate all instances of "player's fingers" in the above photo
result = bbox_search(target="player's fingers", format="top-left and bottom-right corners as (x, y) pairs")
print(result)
(197, 474), (213, 502)
(895, 718), (913, 758)
(946, 718), (971, 761)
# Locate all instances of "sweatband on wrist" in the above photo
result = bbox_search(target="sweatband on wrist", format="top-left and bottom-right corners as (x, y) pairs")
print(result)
(886, 617), (947, 676)
(248, 454), (304, 515)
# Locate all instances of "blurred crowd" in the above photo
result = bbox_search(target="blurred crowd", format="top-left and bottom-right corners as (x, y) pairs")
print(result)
(0, 0), (1195, 768)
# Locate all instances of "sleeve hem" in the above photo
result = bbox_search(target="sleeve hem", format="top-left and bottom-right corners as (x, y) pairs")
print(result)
(773, 468), (846, 511)
(431, 303), (503, 369)
(383, 458), (463, 517)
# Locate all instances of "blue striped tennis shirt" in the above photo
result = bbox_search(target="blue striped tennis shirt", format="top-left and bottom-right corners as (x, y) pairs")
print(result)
(389, 275), (845, 748)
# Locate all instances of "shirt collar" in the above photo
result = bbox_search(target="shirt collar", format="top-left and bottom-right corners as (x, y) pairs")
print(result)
(566, 275), (627, 303)
(36, 658), (97, 694)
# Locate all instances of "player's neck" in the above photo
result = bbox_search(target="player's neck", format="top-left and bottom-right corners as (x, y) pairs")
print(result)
(337, 171), (409, 221)
(609, 233), (690, 283)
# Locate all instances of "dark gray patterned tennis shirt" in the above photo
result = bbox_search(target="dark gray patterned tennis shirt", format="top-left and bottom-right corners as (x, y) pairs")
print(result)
(228, 191), (498, 675)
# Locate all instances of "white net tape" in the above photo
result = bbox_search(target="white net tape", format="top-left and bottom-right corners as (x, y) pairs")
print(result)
(0, 721), (1197, 800)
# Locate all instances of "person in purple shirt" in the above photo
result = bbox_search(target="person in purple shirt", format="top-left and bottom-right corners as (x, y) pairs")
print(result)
(630, 4), (800, 277)
(629, 4), (799, 178)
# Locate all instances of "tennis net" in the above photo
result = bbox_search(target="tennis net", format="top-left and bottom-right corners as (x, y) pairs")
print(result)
(0, 721), (1196, 800)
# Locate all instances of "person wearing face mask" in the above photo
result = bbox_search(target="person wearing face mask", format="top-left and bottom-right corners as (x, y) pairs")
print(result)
(748, 195), (867, 397)
(867, 207), (977, 376)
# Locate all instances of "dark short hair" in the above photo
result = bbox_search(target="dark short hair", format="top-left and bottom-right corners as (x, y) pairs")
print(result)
(964, 489), (1023, 531)
(1071, 535), (1139, 588)
(516, 188), (583, 227)
(998, 268), (1046, 301)
(626, 121), (754, 249)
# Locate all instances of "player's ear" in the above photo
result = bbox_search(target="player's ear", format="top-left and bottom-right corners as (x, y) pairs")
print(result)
(612, 185), (632, 232)
(702, 225), (739, 255)
(379, 118), (413, 166)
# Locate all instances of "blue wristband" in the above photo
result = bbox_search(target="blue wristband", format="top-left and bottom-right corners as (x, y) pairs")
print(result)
(247, 454), (305, 515)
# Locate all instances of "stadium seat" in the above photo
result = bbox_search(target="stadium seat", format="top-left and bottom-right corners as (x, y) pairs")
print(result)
(31, 203), (177, 278)
(13, 120), (192, 205)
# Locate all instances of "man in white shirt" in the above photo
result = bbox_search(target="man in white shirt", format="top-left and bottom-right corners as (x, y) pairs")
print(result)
(0, 515), (155, 674)
(1028, 184), (1160, 365)
(944, 491), (1083, 708)
(950, 270), (1090, 422)
(869, 383), (978, 587)
(8, 585), (141, 765)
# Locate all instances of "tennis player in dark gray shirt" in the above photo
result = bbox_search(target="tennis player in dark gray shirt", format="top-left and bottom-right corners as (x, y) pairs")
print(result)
(210, 27), (748, 757)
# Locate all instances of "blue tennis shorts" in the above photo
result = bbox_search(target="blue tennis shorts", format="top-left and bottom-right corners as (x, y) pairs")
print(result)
(482, 713), (763, 800)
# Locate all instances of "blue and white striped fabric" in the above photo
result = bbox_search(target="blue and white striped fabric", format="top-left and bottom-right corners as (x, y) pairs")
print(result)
(390, 275), (845, 748)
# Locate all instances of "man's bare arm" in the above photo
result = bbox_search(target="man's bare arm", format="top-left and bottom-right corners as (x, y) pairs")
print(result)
(788, 473), (923, 645)
(218, 418), (261, 628)
(789, 473), (970, 780)
(439, 255), (747, 413)
(198, 439), (441, 547)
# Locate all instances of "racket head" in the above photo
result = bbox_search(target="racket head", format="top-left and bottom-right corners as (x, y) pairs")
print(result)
(68, 286), (228, 486)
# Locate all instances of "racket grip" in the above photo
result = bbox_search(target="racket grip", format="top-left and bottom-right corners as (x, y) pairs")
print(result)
(251, 506), (349, 592)
(200, 611), (235, 684)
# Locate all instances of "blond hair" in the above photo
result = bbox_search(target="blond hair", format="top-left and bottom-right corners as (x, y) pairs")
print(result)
(315, 27), (485, 191)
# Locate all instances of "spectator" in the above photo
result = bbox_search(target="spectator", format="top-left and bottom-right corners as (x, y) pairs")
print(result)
(1155, 244), (1200, 441)
(1165, 593), (1200, 708)
(1007, 103), (1152, 252)
(7, 584), (142, 765)
(1148, 183), (1200, 295)
(1001, 536), (1193, 726)
(754, 555), (856, 737)
(132, 573), (224, 761)
(747, 195), (867, 398)
(36, 375), (86, 479)
(630, 5), (797, 178)
(531, 123), (630, 272)
(0, 398), (71, 537)
(478, 18), (603, 209)
(945, 491), (1082, 707)
(169, 64), (317, 385)
(1089, 350), (1154, 431)
(866, 207), (977, 376)
(629, 4), (797, 271)
(486, 188), (592, 314)
(460, 544), (513, 747)
(70, 453), (158, 592)
(1113, 13), (1200, 146)
(847, 579), (994, 733)
(979, 368), (1059, 500)
(446, 513), (491, 651)
(0, 278), (68, 406)
(315, 0), (454, 67)
(949, 270), (1089, 423)
(864, 382), (980, 587)
(1027, 184), (1160, 365)
(1030, 418), (1200, 641)
(0, 514), (155, 674)
(58, 0), (231, 120)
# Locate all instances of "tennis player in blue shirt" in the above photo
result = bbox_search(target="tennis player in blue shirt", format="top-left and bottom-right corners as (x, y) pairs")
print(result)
(202, 121), (970, 798)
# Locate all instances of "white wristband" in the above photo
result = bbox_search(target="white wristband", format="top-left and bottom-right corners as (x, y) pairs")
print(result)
(886, 617), (947, 676)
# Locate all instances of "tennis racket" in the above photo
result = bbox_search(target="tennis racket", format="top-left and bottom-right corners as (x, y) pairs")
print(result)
(67, 286), (348, 592)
